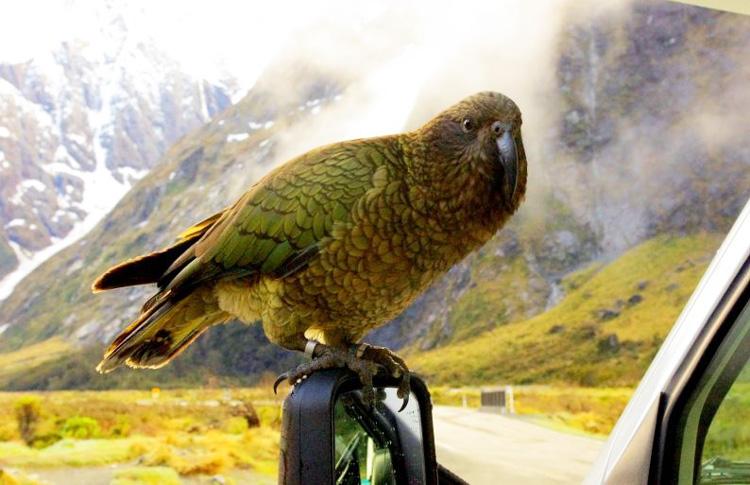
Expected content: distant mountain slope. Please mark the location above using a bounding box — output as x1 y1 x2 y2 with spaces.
0 11 233 298
411 233 722 386
0 1 748 390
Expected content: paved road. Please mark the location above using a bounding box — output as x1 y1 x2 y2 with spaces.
432 406 604 484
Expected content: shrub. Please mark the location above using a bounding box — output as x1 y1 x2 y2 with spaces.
256 405 282 428
30 432 62 449
110 416 132 438
14 396 42 446
175 452 229 476
230 400 260 429
224 417 249 434
0 421 17 441
60 416 101 439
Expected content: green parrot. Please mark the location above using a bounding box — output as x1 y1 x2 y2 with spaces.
93 91 527 401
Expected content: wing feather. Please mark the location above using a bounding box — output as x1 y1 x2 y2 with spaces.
179 141 383 289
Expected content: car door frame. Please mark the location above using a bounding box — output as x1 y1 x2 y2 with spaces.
651 256 750 483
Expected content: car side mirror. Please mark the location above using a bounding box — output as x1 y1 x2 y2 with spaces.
278 368 440 484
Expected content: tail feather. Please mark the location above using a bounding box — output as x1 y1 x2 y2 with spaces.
92 209 227 293
96 288 228 373
92 237 198 293
94 209 232 373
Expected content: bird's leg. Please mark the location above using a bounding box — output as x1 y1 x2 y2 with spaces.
273 339 410 409
274 341 379 403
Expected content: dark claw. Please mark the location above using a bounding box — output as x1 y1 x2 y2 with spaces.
273 372 290 394
398 394 409 412
397 375 411 412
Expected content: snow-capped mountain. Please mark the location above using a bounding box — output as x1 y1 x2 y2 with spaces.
0 12 234 299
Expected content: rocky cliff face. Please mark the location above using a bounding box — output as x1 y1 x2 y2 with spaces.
553 2 750 253
0 1 748 389
0 19 233 298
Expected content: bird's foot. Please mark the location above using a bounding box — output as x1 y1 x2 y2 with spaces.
273 343 379 403
273 342 410 410
356 343 411 406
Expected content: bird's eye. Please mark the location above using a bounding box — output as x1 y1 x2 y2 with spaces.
461 117 475 133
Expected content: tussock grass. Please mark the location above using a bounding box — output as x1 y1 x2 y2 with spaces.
0 437 152 467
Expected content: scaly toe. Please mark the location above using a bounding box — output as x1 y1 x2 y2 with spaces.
355 344 411 410
272 346 346 394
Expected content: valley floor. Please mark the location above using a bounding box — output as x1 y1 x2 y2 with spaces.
0 386 625 485
0 386 622 485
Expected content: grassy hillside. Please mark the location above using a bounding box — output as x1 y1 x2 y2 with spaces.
0 340 72 387
0 324 300 391
411 233 722 387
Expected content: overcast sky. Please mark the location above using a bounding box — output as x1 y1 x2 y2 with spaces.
0 1 392 90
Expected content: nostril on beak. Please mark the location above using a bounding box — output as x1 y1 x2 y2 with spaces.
491 121 505 136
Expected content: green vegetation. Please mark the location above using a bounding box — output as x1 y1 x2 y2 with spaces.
0 438 151 467
447 254 544 344
703 365 750 462
0 326 300 391
0 388 282 480
59 417 100 439
413 233 721 387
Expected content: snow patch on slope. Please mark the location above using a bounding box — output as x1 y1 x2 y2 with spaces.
227 133 249 143
0 53 151 300
0 150 140 301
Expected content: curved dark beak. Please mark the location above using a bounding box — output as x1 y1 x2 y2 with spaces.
497 130 519 200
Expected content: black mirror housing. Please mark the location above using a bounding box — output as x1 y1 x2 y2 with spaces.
278 368 439 485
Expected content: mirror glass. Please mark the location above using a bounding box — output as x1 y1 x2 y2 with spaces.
333 387 425 485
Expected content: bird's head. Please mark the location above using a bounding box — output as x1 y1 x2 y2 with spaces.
413 91 527 215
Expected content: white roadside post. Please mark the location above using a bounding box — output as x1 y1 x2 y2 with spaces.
505 385 515 415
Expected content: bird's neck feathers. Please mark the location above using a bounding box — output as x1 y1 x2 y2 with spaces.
399 131 514 239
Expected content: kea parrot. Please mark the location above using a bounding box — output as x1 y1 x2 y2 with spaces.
93 91 527 403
